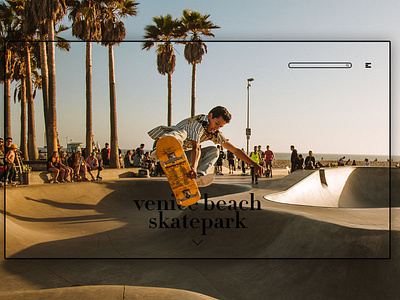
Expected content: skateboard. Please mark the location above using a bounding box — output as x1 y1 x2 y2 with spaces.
0 181 18 188
156 136 200 206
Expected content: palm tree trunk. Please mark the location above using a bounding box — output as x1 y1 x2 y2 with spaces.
4 79 12 139
85 41 93 157
167 72 172 126
108 45 120 168
39 40 50 149
47 20 58 156
26 45 38 160
4 48 12 138
191 63 197 117
20 77 28 161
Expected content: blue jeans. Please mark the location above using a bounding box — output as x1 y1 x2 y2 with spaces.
159 128 219 176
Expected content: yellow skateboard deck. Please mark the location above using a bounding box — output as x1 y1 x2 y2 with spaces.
156 136 201 206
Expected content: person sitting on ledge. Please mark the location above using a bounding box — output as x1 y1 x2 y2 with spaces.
47 151 66 183
85 152 103 180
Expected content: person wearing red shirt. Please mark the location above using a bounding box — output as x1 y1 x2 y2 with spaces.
264 145 274 177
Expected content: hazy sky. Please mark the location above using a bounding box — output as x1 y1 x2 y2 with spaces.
2 0 398 156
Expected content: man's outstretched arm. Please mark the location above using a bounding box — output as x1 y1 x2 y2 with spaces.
186 140 201 179
222 142 264 174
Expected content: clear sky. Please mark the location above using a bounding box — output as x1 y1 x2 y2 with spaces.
2 0 398 157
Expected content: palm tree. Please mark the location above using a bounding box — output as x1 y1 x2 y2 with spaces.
13 48 41 161
100 0 138 168
0 0 21 139
12 52 29 160
30 24 69 154
181 10 219 117
24 0 67 156
68 0 102 157
142 14 184 126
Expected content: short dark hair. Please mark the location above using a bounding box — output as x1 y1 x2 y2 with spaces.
209 106 231 123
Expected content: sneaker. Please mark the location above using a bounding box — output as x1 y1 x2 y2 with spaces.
97 176 102 180
195 174 214 187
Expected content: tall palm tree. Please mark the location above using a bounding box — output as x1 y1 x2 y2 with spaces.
68 0 102 157
30 24 69 153
24 0 67 156
0 0 21 139
142 14 184 126
13 49 41 161
181 10 219 117
100 0 138 168
12 53 28 160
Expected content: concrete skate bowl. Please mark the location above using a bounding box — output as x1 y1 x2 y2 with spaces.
1 175 391 260
265 167 398 208
2 176 400 300
2 179 252 258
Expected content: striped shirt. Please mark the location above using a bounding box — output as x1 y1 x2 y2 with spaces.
148 114 228 150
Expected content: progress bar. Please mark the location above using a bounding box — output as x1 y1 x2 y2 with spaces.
288 62 352 69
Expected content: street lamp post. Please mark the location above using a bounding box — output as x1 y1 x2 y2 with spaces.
246 78 254 155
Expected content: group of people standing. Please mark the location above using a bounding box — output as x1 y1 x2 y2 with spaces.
248 145 275 184
216 144 275 184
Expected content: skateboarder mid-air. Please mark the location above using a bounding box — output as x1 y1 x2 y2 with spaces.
148 106 264 187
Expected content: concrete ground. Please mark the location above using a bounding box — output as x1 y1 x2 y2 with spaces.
1 166 399 299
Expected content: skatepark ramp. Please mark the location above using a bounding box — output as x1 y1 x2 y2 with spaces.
265 167 396 208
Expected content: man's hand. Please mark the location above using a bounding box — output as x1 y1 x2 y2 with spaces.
186 167 197 179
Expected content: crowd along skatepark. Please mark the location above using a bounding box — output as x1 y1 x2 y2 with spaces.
1 166 399 299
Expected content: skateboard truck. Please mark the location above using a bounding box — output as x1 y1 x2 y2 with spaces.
165 153 184 164
181 189 199 201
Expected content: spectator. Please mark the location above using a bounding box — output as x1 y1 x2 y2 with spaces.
124 150 133 168
101 143 111 167
297 154 304 170
0 138 4 156
136 144 145 157
227 150 235 174
338 156 345 166
38 150 46 160
47 151 66 183
85 152 103 180
257 145 264 167
60 151 74 182
290 145 298 172
305 151 316 170
352 160 357 166
240 148 246 176
216 146 225 175
264 145 274 177
133 150 142 167
142 152 153 173
73 151 89 181
365 158 371 166
250 145 261 184
1 144 18 185
4 137 13 155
